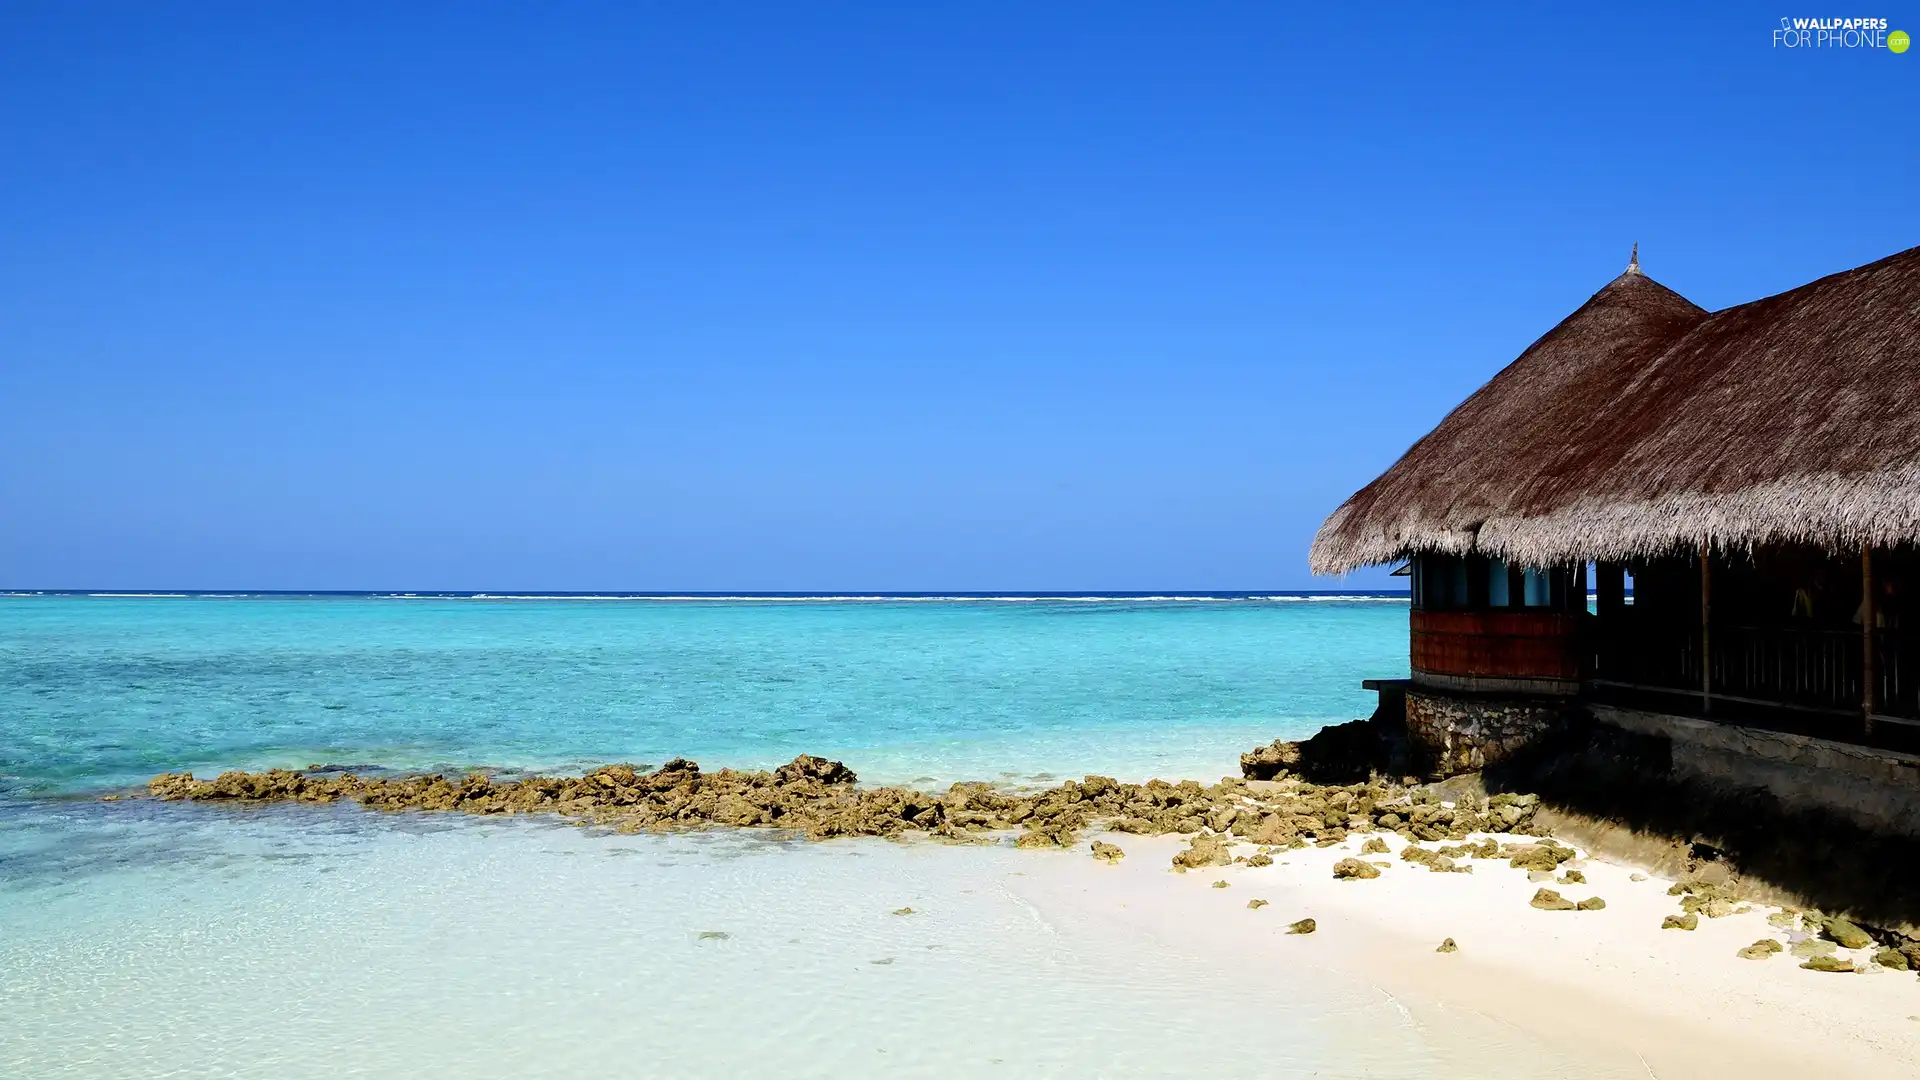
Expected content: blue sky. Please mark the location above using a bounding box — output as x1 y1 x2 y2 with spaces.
2 3 1914 591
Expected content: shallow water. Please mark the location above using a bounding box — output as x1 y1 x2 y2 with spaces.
0 595 1640 1079
0 801 1626 1080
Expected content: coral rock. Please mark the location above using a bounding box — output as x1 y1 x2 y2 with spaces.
1530 888 1577 911
1332 858 1381 880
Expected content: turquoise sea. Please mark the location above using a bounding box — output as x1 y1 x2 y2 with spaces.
0 593 1408 797
3 595 1642 1080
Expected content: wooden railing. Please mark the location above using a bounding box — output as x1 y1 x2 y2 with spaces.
1594 615 1920 722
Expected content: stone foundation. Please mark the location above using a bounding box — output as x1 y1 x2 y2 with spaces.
1404 689 1565 778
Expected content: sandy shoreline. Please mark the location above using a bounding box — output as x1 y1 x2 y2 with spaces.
1011 830 1920 1079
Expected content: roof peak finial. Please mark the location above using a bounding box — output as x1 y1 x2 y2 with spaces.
1626 242 1641 274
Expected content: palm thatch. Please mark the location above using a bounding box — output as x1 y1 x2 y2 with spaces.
1311 245 1920 574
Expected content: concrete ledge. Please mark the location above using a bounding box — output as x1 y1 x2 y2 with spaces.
1589 703 1920 837
1412 670 1581 697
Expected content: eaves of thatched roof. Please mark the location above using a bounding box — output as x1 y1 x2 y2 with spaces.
1310 245 1920 574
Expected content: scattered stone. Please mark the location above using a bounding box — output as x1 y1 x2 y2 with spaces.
1401 845 1465 873
1090 841 1125 863
1874 947 1911 970
1737 939 1784 960
1211 879 1231 889
1506 842 1576 872
1530 888 1577 912
1557 870 1586 885
1801 955 1857 973
1662 914 1698 931
1287 918 1317 935
1172 834 1233 872
1360 836 1390 855
1246 853 1273 867
1823 917 1874 951
1248 899 1269 910
1436 937 1458 953
1333 858 1381 880
1576 896 1606 911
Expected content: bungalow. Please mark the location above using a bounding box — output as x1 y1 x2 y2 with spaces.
1312 245 1920 834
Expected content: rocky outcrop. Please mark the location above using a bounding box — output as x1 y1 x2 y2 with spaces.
149 749 1545 850
1239 716 1399 783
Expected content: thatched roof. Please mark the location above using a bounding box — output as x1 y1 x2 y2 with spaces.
1311 245 1920 574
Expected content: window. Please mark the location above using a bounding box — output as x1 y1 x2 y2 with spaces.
1523 567 1552 608
1488 559 1511 607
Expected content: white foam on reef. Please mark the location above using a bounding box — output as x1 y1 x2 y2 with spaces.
0 808 1624 1079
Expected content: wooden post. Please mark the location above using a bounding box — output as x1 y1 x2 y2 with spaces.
1863 547 1877 738
1700 543 1712 715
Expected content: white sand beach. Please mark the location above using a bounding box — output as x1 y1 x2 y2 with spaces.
1014 829 1920 1079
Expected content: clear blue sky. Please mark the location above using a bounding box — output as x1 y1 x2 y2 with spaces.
2 4 1914 591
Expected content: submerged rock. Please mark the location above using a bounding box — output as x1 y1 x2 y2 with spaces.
1287 918 1317 935
1332 858 1381 880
